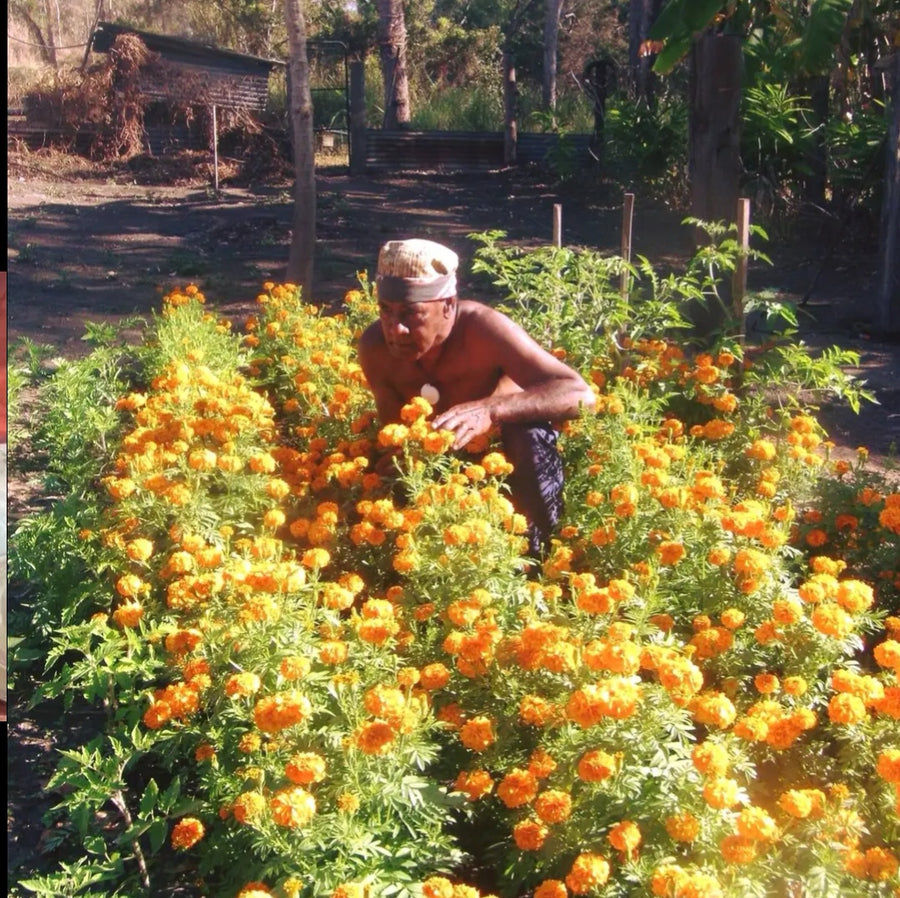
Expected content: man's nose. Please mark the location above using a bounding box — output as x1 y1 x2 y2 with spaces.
388 319 409 336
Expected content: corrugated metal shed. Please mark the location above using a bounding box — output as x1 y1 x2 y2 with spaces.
90 22 282 111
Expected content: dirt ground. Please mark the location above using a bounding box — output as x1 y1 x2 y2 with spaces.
5 147 900 888
8 148 900 474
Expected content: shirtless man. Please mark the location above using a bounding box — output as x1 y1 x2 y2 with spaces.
358 238 596 555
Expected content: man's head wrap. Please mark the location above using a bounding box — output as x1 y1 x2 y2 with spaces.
375 239 458 303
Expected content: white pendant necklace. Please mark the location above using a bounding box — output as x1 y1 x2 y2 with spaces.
420 383 440 406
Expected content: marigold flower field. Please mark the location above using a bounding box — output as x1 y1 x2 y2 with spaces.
9 244 900 898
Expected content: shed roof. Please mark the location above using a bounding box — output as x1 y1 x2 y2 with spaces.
90 22 283 111
91 22 284 74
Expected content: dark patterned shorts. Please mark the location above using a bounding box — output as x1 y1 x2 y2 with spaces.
500 423 564 558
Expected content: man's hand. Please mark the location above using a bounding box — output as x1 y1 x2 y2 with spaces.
432 402 494 450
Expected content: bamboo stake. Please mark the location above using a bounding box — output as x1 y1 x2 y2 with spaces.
619 191 634 298
552 203 562 248
733 197 750 339
212 104 219 193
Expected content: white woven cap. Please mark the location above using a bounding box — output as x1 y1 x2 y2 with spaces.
377 239 459 280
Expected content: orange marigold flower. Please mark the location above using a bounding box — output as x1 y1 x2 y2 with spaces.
666 811 700 842
113 601 144 628
566 853 610 894
577 749 618 782
454 768 494 801
252 691 312 733
513 817 549 850
354 720 396 755
534 881 567 898
171 816 205 850
876 749 900 784
420 662 452 691
608 819 642 855
534 789 572 824
721 834 758 864
496 767 539 808
422 878 454 898
285 752 327 785
270 785 316 828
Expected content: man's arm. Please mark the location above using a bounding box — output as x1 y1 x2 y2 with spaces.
432 306 596 449
357 324 406 423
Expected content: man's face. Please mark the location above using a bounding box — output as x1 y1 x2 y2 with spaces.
378 297 452 360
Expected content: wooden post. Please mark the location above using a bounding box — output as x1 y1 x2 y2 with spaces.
732 197 750 337
552 204 562 247
349 60 366 175
620 191 634 298
212 104 219 192
877 50 900 336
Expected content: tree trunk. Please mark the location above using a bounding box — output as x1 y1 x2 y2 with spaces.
688 31 743 338
375 0 410 130
877 51 900 336
804 75 829 208
628 0 662 103
11 2 57 68
503 48 518 166
284 0 316 298
542 0 564 116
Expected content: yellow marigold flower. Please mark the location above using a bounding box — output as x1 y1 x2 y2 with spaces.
248 452 277 474
835 579 874 613
332 884 365 898
336 792 360 814
302 547 331 569
666 811 700 842
566 853 610 894
828 693 867 725
736 806 779 841
422 878 454 898
270 785 316 828
703 777 741 809
454 768 494 801
238 732 261 754
319 640 349 665
778 789 814 818
690 692 736 729
232 791 267 824
482 452 514 476
692 740 729 777
874 639 900 671
280 655 311 680
125 538 154 563
811 603 855 639
746 438 777 461
171 816 205 850
497 767 539 808
226 672 262 697
459 716 496 752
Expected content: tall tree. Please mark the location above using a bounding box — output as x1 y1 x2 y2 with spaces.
542 0 565 115
375 0 411 128
284 0 316 297
628 0 662 103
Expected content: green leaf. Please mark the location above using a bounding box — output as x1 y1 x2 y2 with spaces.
139 778 159 816
148 818 168 853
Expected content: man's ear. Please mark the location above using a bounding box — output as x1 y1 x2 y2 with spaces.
442 297 456 318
